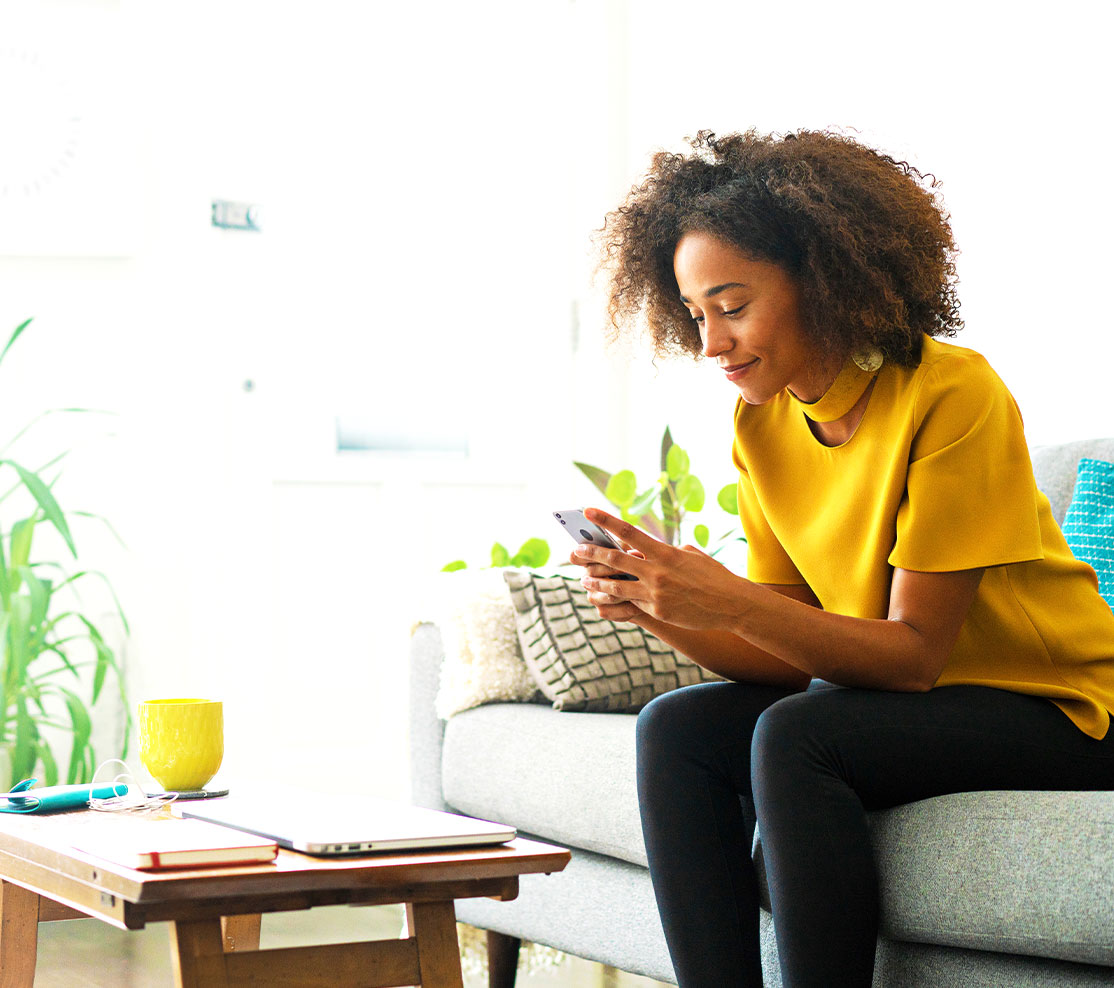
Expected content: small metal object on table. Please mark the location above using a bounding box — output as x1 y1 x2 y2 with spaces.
0 806 569 987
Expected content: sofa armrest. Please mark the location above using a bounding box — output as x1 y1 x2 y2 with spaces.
409 621 451 812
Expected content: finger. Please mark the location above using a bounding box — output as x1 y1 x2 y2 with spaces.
571 542 644 577
593 602 645 624
584 562 628 579
585 589 625 607
568 551 632 578
583 575 648 601
583 507 658 556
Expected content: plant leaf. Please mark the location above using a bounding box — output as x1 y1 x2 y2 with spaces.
70 615 114 703
717 483 740 515
604 470 637 508
441 560 467 572
0 409 112 460
10 517 35 575
18 566 51 630
572 461 613 499
666 444 690 481
490 543 510 568
70 510 128 549
7 596 32 684
676 475 705 512
13 698 38 781
0 523 9 609
628 484 661 518
0 318 32 369
38 643 81 679
38 566 130 636
512 538 550 568
36 737 59 788
694 524 709 548
659 426 674 474
0 460 76 557
57 685 93 784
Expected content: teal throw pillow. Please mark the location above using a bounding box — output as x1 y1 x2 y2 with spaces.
1061 458 1114 608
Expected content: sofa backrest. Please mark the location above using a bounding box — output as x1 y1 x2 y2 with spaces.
1032 438 1114 526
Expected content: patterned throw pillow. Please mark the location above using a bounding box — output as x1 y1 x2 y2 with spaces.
1062 458 1114 608
503 570 722 712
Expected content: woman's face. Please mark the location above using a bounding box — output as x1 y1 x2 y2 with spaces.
673 231 838 405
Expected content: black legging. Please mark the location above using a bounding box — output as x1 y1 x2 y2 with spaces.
636 679 1114 987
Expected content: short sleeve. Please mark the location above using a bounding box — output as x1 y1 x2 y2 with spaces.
888 354 1043 572
732 404 806 585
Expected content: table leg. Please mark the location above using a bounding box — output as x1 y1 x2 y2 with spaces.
170 917 230 987
487 930 521 988
0 881 39 988
406 901 464 988
221 913 262 952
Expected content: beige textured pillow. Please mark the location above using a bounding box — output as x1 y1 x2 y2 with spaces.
503 570 721 712
421 569 542 719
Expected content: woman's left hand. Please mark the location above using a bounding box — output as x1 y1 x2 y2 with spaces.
573 507 749 631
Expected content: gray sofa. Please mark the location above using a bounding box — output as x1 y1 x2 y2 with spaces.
410 437 1114 987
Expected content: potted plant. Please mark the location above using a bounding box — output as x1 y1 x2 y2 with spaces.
0 318 129 790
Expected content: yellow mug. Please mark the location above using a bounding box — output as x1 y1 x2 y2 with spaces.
138 698 224 792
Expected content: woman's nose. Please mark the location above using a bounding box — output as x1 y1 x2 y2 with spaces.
701 316 731 359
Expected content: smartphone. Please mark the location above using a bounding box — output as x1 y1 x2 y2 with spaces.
553 509 638 580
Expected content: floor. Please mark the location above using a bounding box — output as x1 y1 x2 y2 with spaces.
33 905 671 987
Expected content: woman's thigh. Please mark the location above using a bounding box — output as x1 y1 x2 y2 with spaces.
753 682 1114 810
636 680 799 790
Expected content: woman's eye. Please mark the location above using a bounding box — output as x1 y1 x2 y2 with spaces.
724 304 747 317
690 313 705 324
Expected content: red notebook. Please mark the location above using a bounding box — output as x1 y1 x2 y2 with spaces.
71 814 279 870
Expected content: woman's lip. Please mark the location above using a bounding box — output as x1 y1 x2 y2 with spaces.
723 358 759 382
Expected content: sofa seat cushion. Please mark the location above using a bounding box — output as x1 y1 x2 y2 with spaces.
445 703 1114 967
440 702 648 867
754 789 1114 967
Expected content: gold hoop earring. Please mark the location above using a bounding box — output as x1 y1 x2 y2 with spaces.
852 346 883 373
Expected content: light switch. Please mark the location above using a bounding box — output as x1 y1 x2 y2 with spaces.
211 200 261 231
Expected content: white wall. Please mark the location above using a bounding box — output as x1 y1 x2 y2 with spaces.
608 0 1114 478
0 0 607 798
1 0 1111 798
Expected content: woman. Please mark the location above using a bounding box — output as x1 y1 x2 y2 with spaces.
570 129 1114 987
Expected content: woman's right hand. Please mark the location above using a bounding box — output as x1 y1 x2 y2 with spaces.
569 531 645 611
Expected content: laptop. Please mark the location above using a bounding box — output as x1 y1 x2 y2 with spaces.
175 792 516 856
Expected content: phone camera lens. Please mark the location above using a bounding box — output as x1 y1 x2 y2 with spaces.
580 529 595 542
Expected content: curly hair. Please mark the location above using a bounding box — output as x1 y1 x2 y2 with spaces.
597 129 962 366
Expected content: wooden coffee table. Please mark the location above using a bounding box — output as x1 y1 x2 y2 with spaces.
0 807 569 987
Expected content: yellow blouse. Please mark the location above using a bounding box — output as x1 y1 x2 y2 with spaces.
732 336 1114 738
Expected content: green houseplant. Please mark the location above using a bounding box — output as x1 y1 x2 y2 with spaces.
0 318 129 788
574 426 745 556
441 427 745 573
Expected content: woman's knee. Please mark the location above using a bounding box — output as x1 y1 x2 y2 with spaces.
751 691 823 777
637 681 796 771
636 683 721 757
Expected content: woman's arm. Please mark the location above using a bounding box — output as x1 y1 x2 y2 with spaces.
575 509 984 693
629 585 816 690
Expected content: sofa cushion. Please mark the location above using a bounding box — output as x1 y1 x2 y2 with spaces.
445 700 1114 967
753 789 1114 967
503 569 720 712
440 702 648 867
1031 438 1114 525
1061 458 1114 608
